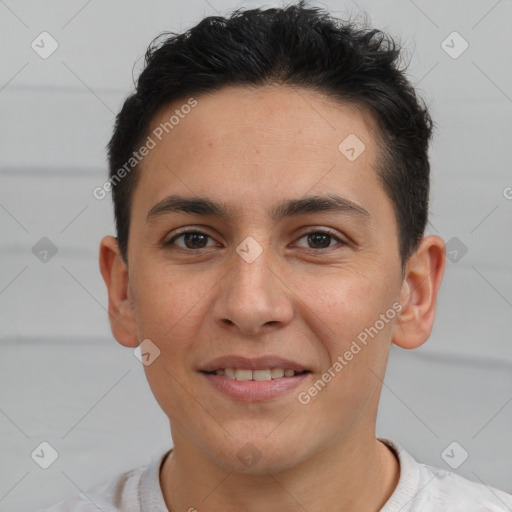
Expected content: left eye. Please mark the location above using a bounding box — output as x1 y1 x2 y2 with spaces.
295 230 344 250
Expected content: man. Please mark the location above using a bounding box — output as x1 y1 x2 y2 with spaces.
40 1 512 510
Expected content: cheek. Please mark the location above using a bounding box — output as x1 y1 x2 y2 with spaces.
134 266 208 422
296 267 385 338
294 272 395 428
133 263 208 336
291 265 398 388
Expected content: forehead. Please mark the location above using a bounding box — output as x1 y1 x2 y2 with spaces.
152 84 379 158
133 84 391 225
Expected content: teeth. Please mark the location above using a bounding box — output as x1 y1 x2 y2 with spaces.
235 369 252 381
216 368 298 380
225 368 236 378
253 369 271 381
270 368 285 378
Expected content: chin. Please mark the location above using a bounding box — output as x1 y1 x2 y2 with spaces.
203 433 311 475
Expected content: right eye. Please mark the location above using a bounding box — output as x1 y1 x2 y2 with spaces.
165 230 219 250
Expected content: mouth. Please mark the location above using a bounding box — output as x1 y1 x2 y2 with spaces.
199 356 312 402
202 368 310 380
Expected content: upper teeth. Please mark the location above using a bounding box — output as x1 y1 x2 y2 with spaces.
215 368 297 380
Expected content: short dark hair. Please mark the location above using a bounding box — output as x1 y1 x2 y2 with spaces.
107 0 434 270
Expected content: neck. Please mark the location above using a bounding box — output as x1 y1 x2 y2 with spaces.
160 430 400 512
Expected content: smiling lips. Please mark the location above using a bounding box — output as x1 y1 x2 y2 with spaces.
200 355 309 373
214 368 301 380
200 356 311 401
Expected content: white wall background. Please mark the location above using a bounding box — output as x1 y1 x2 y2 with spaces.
1 0 511 510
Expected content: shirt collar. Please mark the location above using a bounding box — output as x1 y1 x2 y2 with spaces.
140 439 420 512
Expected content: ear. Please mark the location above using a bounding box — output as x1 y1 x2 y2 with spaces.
99 235 139 348
392 235 446 349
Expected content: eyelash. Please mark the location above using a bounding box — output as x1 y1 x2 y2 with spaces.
164 228 347 252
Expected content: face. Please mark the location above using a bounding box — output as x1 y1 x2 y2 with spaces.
119 85 409 473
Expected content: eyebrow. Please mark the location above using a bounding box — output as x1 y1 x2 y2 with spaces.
146 193 371 224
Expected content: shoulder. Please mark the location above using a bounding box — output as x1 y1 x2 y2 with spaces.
415 461 512 511
379 437 512 512
34 465 146 512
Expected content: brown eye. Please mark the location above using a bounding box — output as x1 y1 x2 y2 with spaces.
295 229 346 250
166 231 216 250
307 232 332 249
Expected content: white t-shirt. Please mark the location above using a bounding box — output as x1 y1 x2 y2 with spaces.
36 437 512 511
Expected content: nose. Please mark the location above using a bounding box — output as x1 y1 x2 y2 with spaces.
211 246 294 337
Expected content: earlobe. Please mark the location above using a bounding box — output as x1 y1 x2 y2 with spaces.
99 236 140 348
392 235 446 350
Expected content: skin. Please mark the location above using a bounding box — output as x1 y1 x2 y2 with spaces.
99 84 446 512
